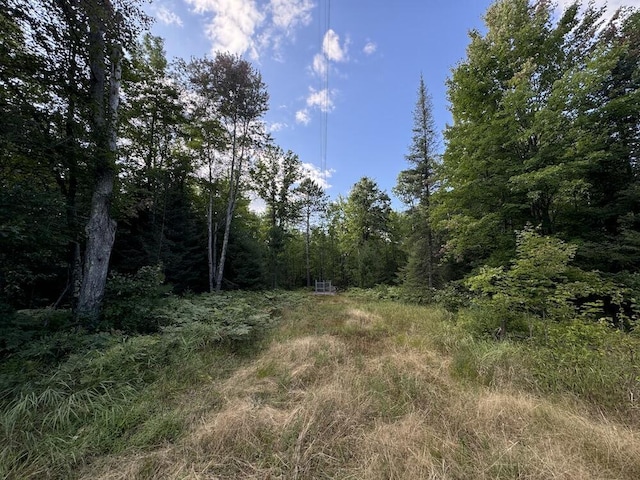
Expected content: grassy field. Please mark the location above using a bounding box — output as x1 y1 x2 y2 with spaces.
4 293 640 479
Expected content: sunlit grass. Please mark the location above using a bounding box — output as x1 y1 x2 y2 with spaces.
4 291 640 479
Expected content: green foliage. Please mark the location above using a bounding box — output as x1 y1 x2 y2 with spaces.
0 290 298 479
526 320 640 407
103 265 172 333
395 74 440 292
431 282 472 312
437 0 640 273
465 227 636 335
332 178 404 288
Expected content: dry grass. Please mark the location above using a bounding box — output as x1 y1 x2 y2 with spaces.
79 297 640 479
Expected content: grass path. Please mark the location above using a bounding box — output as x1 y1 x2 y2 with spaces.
79 295 640 479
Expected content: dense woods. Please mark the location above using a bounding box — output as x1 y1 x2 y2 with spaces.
1 0 640 476
1 0 639 325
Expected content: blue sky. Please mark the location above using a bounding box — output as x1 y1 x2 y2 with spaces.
145 0 638 208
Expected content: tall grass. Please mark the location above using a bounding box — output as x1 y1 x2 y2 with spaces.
0 291 303 479
75 296 640 480
4 291 640 479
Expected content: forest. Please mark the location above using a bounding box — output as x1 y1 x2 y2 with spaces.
1 0 640 478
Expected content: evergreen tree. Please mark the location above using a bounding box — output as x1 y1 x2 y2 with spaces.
394 74 439 293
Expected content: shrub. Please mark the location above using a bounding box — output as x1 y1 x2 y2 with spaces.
103 265 172 333
465 227 638 335
432 281 472 311
523 320 640 414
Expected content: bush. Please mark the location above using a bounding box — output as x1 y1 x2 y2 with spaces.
465 227 638 335
525 320 640 412
432 281 472 311
103 265 172 333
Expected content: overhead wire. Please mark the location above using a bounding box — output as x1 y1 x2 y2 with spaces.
318 0 330 281
320 0 330 184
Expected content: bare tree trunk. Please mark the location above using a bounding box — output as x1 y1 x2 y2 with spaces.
77 171 117 324
213 221 218 282
77 19 121 325
207 161 214 292
215 182 234 292
215 125 244 292
305 210 311 287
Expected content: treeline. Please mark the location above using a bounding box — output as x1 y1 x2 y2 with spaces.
406 0 640 334
0 0 405 321
1 0 640 336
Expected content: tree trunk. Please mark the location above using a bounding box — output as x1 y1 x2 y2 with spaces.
77 18 121 325
207 162 214 292
215 127 238 292
215 123 246 292
215 186 234 292
77 172 117 324
305 210 311 287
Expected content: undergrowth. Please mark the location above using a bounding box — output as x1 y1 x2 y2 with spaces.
4 290 640 479
0 290 305 480
73 295 640 480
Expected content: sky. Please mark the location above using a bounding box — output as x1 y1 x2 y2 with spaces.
145 0 639 209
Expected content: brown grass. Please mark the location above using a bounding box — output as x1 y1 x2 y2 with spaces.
79 297 640 479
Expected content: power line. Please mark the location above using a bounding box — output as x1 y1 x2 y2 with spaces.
319 0 330 281
320 0 330 186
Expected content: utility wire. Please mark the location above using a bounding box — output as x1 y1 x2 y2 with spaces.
318 0 330 281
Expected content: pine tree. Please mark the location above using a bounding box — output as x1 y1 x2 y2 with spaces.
394 74 438 292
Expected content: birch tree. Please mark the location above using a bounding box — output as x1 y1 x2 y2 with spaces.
187 53 268 291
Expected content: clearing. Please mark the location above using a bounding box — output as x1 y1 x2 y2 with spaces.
76 295 640 479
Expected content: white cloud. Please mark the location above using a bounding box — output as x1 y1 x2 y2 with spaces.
312 53 328 76
302 163 333 190
555 0 640 22
322 29 347 62
363 41 376 55
270 0 314 32
306 87 334 112
186 0 315 59
295 109 310 125
156 6 184 26
556 0 639 10
268 121 287 132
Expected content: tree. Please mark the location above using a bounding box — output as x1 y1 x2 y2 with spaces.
343 177 398 287
394 74 439 292
251 144 302 288
0 1 148 322
76 0 149 325
187 53 269 291
436 0 639 275
295 178 327 287
115 34 189 273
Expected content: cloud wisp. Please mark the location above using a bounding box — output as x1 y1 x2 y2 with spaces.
154 4 184 27
295 109 311 125
301 28 349 126
186 0 314 59
322 29 348 62
306 87 334 113
363 41 376 55
301 163 334 190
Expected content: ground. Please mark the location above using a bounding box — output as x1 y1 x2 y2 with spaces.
74 295 640 479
